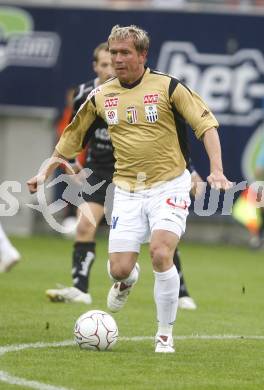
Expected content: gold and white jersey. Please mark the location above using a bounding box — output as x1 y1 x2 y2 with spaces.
56 68 218 190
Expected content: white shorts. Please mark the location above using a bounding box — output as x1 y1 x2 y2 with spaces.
109 170 191 253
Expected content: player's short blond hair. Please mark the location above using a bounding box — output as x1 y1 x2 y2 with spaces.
93 42 109 63
108 25 149 53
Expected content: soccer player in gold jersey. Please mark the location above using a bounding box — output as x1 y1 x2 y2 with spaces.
27 25 232 353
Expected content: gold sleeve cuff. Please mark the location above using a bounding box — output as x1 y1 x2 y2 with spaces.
195 119 219 140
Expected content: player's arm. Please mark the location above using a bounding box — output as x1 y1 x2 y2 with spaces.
202 127 232 190
27 149 68 194
171 82 232 190
27 96 98 193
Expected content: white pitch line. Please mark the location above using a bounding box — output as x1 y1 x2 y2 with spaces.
1 335 263 390
0 371 73 390
1 335 264 358
0 341 75 390
0 340 74 357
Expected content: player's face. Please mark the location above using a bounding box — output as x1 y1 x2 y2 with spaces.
109 38 147 84
93 50 114 84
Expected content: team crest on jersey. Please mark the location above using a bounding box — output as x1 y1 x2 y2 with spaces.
104 97 119 109
87 86 102 100
105 109 119 125
145 105 158 123
126 106 138 124
144 93 159 104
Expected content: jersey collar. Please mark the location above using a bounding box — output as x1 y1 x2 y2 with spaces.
119 67 149 89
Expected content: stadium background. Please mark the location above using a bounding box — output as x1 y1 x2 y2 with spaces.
0 0 264 241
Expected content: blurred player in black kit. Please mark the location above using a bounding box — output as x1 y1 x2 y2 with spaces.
46 42 114 304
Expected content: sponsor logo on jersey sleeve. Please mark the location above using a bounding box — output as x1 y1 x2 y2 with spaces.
87 86 102 100
104 97 119 108
144 93 159 104
104 92 120 97
126 106 138 124
105 109 119 125
201 109 210 117
145 104 158 123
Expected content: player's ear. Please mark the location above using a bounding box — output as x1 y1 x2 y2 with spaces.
139 50 147 65
93 61 97 73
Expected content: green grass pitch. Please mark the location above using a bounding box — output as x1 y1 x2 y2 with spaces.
0 235 264 390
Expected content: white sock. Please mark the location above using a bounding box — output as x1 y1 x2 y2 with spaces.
107 260 140 286
0 223 12 251
153 265 180 337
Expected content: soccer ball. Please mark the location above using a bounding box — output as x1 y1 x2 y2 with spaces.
74 310 118 351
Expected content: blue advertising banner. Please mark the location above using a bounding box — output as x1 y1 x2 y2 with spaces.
0 5 263 182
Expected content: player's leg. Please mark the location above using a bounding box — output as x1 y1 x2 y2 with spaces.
148 170 191 352
106 187 146 312
150 230 179 353
72 176 111 298
46 202 104 304
73 202 105 291
107 251 140 312
173 248 189 296
46 174 109 304
0 222 21 272
173 248 197 310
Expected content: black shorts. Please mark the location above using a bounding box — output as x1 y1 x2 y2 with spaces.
82 173 113 206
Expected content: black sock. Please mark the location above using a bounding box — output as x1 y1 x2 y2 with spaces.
173 248 190 298
72 242 95 293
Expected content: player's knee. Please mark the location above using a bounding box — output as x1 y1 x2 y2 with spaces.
76 219 96 239
109 262 131 280
150 244 170 269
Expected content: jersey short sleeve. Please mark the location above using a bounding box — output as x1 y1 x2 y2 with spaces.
170 82 219 139
56 96 97 159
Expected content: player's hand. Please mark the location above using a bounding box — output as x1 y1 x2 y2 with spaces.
27 174 46 194
207 171 233 190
